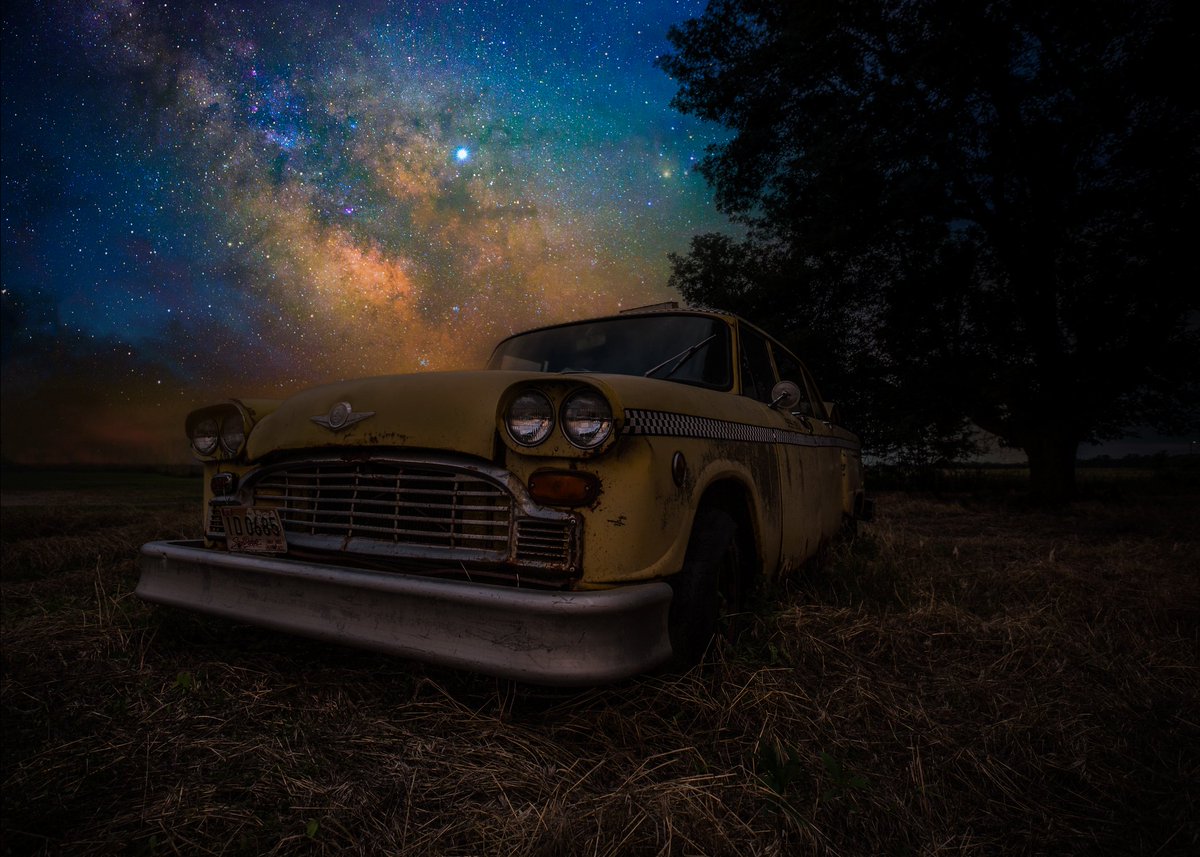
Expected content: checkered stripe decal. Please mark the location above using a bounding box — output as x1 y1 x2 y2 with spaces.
622 409 859 450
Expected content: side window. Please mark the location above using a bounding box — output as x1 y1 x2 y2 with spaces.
770 346 819 417
739 328 777 403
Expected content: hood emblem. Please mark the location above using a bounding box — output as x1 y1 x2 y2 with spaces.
311 401 375 432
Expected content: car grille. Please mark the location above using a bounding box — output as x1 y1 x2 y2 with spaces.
207 458 578 577
256 462 512 551
515 519 577 564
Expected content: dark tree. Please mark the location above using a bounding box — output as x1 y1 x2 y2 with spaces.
658 0 1199 500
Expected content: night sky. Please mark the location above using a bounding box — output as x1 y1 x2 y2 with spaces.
2 0 730 464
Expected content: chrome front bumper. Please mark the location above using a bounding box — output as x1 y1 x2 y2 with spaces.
137 541 674 686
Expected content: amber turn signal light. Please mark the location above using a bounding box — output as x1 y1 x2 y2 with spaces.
528 470 600 506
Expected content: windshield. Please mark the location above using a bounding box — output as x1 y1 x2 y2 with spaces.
487 314 732 390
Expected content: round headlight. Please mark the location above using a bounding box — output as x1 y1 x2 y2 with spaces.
220 412 246 454
506 390 554 446
561 390 613 448
191 417 220 456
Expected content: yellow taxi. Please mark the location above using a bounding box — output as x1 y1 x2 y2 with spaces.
139 304 872 684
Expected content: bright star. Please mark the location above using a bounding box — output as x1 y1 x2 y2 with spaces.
455 147 470 162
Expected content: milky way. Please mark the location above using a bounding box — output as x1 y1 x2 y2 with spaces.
1 0 729 463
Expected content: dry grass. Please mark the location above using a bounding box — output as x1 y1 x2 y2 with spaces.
1 472 1196 856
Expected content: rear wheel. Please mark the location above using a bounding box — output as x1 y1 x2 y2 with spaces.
666 508 748 668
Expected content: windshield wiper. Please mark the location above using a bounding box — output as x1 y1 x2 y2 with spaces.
643 333 718 380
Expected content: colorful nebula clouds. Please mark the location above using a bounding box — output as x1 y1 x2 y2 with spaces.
2 0 729 463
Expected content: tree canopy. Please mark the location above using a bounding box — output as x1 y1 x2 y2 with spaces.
658 0 1199 499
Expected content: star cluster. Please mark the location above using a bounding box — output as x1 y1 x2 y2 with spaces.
1 0 728 463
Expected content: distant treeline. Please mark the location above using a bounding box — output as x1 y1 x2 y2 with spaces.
868 453 1199 494
0 461 203 478
1076 452 1199 468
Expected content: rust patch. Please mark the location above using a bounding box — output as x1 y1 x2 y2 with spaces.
362 432 409 446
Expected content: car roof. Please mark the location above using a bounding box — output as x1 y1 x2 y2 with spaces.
494 303 737 342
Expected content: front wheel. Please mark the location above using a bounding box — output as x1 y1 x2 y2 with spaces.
666 508 747 668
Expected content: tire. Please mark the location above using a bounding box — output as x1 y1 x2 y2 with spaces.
666 508 746 668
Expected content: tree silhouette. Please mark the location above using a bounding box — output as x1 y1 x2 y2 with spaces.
658 0 1199 500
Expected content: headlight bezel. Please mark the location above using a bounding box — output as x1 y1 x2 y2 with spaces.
499 382 620 456
187 403 250 461
190 416 220 457
219 412 247 455
504 389 556 447
559 389 614 449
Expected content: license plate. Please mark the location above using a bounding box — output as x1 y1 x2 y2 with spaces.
219 506 287 553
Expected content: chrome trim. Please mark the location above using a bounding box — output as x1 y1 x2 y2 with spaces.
311 401 375 431
138 540 673 685
209 454 580 576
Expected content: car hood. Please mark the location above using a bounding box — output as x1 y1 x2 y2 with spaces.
244 369 759 462
246 371 535 461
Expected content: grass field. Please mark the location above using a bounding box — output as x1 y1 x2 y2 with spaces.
1 470 1197 855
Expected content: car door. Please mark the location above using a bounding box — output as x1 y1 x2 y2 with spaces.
769 342 844 568
733 324 787 572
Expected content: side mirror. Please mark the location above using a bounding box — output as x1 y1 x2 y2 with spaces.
769 380 802 410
